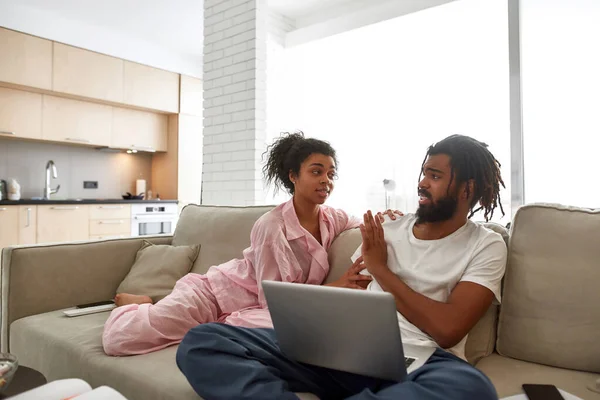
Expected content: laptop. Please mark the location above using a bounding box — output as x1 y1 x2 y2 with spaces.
262 280 436 382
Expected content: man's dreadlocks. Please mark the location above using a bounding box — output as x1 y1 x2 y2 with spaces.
421 134 505 222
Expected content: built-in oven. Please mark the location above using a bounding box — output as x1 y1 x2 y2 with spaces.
130 203 178 237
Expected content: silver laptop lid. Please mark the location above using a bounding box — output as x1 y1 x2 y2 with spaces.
262 280 407 382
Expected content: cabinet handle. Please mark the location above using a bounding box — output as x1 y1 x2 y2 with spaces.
130 145 156 152
0 131 16 136
65 137 91 143
99 206 124 209
98 220 124 224
51 206 79 210
0 207 7 211
26 207 31 227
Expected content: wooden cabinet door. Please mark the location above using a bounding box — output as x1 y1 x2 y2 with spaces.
37 205 89 244
111 107 168 152
0 28 52 90
0 206 19 250
42 95 112 147
18 205 37 245
0 87 43 140
123 61 179 113
52 43 124 103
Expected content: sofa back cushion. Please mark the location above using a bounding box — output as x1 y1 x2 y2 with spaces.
325 222 508 365
497 204 600 373
172 204 274 274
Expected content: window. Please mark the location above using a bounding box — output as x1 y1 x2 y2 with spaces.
266 0 511 223
521 0 600 208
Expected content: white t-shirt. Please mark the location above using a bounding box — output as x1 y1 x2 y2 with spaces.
351 213 507 360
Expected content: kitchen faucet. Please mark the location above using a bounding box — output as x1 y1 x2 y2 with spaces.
44 160 60 200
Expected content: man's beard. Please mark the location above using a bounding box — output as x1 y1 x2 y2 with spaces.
416 190 459 223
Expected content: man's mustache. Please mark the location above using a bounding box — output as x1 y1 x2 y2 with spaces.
418 189 432 199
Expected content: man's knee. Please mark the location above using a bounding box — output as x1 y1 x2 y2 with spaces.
447 363 497 399
177 323 226 370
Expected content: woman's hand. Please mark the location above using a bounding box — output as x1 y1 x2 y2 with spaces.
325 256 372 290
376 209 404 223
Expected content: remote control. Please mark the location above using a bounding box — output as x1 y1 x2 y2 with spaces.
63 303 116 317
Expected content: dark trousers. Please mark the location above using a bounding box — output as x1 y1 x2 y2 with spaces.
177 323 498 400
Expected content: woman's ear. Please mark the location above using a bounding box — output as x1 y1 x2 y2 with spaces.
289 171 297 184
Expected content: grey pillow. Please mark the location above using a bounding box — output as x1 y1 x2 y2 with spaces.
117 240 200 302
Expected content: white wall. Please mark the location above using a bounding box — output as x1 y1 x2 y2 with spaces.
0 1 203 77
202 0 268 206
0 138 152 199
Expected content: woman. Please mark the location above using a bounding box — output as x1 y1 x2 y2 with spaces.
103 133 383 356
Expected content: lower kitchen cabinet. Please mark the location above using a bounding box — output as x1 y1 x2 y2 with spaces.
37 205 90 244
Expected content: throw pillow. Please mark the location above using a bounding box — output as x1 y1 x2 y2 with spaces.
117 240 200 302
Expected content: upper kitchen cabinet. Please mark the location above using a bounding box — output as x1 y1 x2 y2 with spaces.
123 61 179 113
0 28 52 90
180 75 202 117
53 43 124 103
42 95 112 147
112 107 168 152
0 87 43 140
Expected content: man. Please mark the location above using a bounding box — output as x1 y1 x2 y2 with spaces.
176 134 507 400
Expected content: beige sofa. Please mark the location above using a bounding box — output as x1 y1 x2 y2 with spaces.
1 203 599 400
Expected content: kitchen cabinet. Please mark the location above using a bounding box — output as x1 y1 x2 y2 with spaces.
123 61 179 113
52 43 124 103
0 28 52 90
111 107 168 152
37 205 89 244
0 87 43 140
42 95 112 147
18 205 37 245
89 204 131 239
0 206 19 250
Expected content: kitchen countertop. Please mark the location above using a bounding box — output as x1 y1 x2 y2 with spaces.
0 199 178 205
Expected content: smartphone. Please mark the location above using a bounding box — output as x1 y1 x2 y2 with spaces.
76 300 114 309
522 384 565 400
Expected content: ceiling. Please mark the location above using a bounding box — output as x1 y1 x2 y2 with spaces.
0 0 457 76
4 0 204 58
269 0 362 20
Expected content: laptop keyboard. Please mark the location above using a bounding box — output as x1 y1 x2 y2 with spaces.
405 357 416 369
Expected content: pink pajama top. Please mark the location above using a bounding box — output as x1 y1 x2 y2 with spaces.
102 199 360 355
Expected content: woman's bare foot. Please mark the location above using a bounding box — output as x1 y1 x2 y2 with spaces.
114 293 153 307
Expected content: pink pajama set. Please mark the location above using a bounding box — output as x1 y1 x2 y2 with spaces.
102 199 360 356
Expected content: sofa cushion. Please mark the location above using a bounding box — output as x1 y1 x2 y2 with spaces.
497 204 600 373
324 224 508 365
10 310 199 400
172 205 274 274
10 311 326 400
117 241 200 302
477 353 600 399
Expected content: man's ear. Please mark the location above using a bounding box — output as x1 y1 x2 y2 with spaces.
464 180 475 200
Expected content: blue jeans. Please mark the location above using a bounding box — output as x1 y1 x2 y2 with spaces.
176 323 498 400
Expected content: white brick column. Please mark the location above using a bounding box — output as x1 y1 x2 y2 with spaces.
202 0 268 206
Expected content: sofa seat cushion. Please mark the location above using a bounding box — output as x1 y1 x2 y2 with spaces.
477 353 600 399
10 310 321 400
10 310 200 400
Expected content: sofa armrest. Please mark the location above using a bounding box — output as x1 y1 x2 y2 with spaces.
0 235 172 352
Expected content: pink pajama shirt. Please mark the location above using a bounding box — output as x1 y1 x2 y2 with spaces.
103 200 360 356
